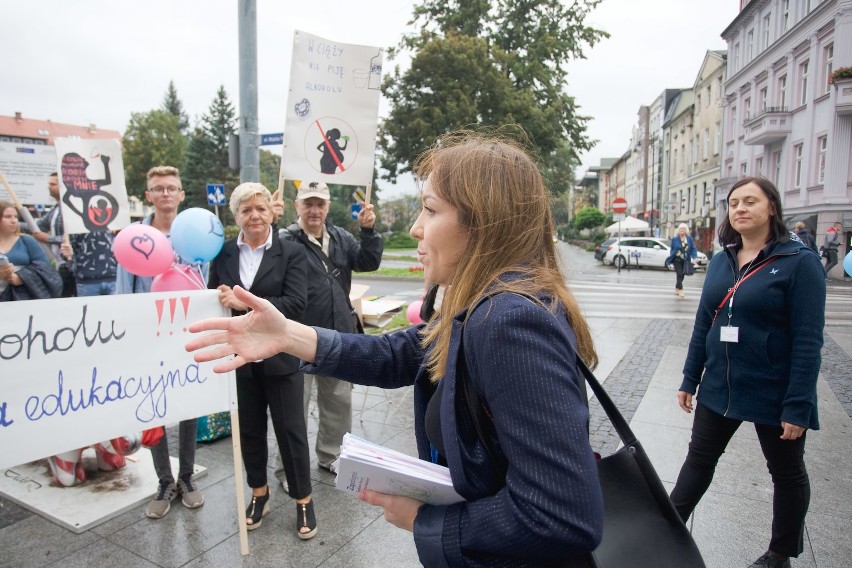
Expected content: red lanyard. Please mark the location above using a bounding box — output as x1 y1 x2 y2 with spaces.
711 257 776 326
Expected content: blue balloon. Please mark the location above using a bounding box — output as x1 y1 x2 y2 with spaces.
844 251 852 277
170 208 225 264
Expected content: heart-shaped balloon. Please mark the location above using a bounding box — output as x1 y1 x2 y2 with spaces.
113 224 174 277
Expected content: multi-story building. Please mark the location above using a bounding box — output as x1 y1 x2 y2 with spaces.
663 52 727 250
0 112 120 145
717 0 851 275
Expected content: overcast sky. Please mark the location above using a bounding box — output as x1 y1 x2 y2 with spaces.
2 0 735 198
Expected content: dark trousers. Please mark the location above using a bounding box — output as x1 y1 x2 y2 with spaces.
670 403 810 557
673 258 686 290
239 364 312 499
824 248 839 275
58 264 76 297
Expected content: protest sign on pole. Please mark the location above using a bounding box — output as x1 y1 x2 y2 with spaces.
0 290 232 470
0 142 57 206
54 137 130 234
280 30 383 187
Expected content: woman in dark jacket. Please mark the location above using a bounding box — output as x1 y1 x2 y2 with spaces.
665 222 698 298
188 133 604 567
670 177 825 568
208 183 317 538
0 200 61 301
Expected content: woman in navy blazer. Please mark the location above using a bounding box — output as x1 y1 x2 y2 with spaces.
207 183 317 538
188 133 604 566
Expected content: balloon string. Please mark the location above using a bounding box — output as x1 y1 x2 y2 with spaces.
184 265 206 290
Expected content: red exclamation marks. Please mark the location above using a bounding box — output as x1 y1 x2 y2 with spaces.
168 298 177 335
155 299 165 337
180 296 190 332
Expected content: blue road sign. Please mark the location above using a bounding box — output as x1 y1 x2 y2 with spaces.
260 132 284 146
207 184 226 206
350 203 362 220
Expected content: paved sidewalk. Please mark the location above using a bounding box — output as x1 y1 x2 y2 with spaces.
1 318 850 567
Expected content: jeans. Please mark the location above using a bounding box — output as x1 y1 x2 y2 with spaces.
76 279 116 296
670 403 810 557
150 419 198 485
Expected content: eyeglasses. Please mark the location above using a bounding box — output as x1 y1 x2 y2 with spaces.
148 185 183 195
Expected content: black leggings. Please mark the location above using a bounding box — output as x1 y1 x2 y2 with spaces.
670 403 810 557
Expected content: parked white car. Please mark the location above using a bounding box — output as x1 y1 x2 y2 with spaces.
600 237 708 270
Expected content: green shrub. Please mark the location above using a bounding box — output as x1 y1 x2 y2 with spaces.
384 233 418 249
224 225 240 240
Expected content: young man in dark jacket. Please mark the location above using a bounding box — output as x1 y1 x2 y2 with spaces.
279 181 383 471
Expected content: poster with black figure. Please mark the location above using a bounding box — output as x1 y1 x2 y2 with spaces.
281 30 382 187
54 137 130 234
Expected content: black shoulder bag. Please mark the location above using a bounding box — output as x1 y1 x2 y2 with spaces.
284 226 364 333
460 318 705 568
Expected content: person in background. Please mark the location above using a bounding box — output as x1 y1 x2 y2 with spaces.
822 221 843 277
209 182 317 538
0 200 62 301
31 172 75 297
186 132 604 567
670 177 825 568
793 221 817 253
664 223 698 298
115 166 204 519
60 229 117 296
278 181 383 474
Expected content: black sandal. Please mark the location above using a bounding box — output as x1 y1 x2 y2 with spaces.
296 499 317 540
245 487 270 531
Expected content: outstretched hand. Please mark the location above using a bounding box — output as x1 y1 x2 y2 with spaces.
185 285 290 373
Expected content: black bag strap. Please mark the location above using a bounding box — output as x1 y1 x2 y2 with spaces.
458 293 638 476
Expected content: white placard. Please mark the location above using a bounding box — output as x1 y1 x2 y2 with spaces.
0 142 57 206
54 137 130 234
0 290 232 469
281 30 383 187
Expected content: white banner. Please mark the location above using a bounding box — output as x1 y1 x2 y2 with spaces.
54 137 130 234
281 30 383 187
0 142 57 206
0 290 233 469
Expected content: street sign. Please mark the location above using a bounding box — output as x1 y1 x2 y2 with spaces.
350 203 362 219
207 184 226 206
352 189 365 202
260 133 284 146
612 198 628 213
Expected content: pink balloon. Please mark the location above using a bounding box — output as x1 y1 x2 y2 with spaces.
407 300 424 325
151 264 206 292
113 224 174 277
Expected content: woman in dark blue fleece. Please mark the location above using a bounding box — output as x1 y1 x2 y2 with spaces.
670 177 825 568
186 132 604 567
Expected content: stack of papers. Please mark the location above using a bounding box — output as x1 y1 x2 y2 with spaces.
333 433 464 506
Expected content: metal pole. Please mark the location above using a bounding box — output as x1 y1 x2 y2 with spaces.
238 0 259 183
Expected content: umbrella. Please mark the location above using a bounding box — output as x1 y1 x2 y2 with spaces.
605 215 650 234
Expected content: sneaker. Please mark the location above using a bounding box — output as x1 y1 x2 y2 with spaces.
146 481 178 519
748 551 791 568
177 476 204 509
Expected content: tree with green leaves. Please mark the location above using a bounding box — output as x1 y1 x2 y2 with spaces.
162 80 189 134
181 86 239 217
122 109 187 199
259 149 281 191
571 206 605 230
380 0 606 194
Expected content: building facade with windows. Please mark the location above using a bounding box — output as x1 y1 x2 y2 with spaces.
663 52 727 249
717 0 851 273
